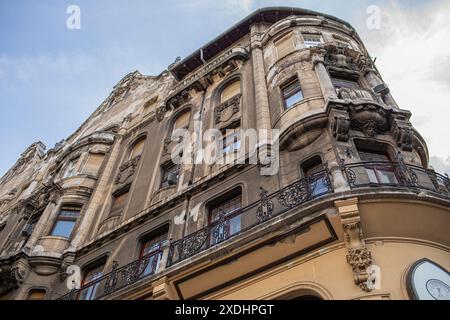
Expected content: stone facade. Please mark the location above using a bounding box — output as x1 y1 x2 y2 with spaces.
0 7 449 300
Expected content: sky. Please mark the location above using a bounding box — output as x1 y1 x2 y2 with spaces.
0 0 449 176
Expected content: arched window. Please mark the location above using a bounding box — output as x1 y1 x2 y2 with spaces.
129 138 146 160
172 111 191 133
220 80 241 103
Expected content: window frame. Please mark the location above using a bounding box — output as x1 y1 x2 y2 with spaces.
50 206 81 239
160 162 180 188
78 263 105 301
274 31 295 59
302 33 323 48
281 77 304 110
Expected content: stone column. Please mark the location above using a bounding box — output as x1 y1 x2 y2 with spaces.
250 24 271 132
24 201 59 251
313 52 338 101
365 70 398 108
70 125 127 248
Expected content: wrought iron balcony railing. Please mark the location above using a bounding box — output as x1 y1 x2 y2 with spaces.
340 159 450 196
167 169 333 266
58 249 162 300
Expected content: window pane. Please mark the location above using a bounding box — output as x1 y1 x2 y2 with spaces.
161 164 180 188
365 168 378 184
51 220 76 238
173 112 190 132
331 76 359 90
83 154 104 175
358 150 390 162
221 81 241 102
63 159 78 178
130 139 145 159
210 194 242 221
378 169 398 184
110 191 129 217
275 33 294 58
285 91 303 109
303 34 322 48
80 265 104 300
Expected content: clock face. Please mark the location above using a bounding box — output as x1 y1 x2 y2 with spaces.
408 259 450 300
426 279 450 300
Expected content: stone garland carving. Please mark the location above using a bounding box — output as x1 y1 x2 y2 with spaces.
256 188 274 223
215 94 241 124
115 155 141 185
320 44 374 75
335 198 374 292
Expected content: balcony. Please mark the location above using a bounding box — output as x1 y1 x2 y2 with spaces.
340 159 450 196
56 160 449 299
58 249 162 300
57 170 333 300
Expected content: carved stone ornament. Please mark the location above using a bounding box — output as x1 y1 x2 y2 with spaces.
348 103 389 137
321 44 374 75
215 94 241 124
335 198 374 292
115 155 141 185
0 141 46 184
332 115 350 142
0 260 27 295
101 71 145 112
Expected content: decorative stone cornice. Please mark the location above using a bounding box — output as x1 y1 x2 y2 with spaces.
157 47 249 121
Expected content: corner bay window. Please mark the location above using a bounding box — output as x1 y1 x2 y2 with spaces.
50 206 80 238
282 78 303 109
358 149 398 185
79 264 104 300
209 191 242 245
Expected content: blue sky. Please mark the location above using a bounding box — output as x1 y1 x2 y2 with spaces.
1 0 449 176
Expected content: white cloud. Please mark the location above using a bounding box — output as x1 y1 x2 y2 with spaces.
430 156 450 176
359 0 450 166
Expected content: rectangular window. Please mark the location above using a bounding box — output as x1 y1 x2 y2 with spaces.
303 34 322 48
109 190 129 217
63 159 78 179
83 154 104 175
140 231 167 276
51 208 80 238
275 33 295 59
331 75 360 90
282 78 303 109
79 264 104 300
301 157 328 197
223 127 241 155
209 193 242 244
357 149 398 185
161 163 180 188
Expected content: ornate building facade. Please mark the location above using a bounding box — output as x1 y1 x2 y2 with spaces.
0 7 449 300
